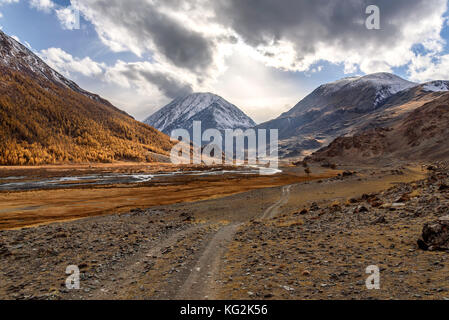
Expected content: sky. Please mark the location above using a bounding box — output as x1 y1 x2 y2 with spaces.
1 0 449 124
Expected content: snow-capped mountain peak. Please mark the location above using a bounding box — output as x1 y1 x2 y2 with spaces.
282 72 417 119
322 72 417 106
144 93 256 134
0 30 107 104
352 73 417 105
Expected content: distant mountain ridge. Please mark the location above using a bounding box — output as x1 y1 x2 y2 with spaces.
309 92 449 162
144 93 256 135
0 30 173 165
3 27 448 165
257 73 449 158
281 73 417 119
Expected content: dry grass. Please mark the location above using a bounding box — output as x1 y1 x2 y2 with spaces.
0 172 322 230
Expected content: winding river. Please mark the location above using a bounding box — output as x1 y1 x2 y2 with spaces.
0 166 282 192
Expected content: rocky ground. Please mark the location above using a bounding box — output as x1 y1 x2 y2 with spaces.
219 163 449 300
0 180 287 300
0 163 447 300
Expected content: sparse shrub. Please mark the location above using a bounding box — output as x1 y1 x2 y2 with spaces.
304 167 311 176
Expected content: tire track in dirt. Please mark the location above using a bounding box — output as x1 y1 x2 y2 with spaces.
175 223 242 300
174 185 294 300
87 185 294 299
260 185 292 220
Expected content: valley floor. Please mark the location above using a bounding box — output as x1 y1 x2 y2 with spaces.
0 163 328 230
1 162 448 300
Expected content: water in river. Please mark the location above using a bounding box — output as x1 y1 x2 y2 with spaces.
0 166 282 191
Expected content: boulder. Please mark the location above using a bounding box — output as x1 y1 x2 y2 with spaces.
418 216 449 251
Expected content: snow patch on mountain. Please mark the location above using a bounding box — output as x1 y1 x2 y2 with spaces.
0 30 105 103
144 93 256 134
319 77 360 95
422 81 449 92
321 73 416 104
342 73 417 106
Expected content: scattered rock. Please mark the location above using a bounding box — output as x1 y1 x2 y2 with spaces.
281 285 295 292
419 216 449 251
371 216 387 225
331 204 342 213
370 201 384 208
396 193 411 203
342 171 355 177
0 243 11 257
354 206 369 214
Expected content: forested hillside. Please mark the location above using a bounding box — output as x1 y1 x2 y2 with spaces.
0 68 173 165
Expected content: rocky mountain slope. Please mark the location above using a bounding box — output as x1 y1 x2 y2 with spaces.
0 30 116 108
144 92 256 136
258 73 448 158
0 30 173 165
309 92 449 163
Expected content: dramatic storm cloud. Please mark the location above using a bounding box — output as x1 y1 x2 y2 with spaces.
113 62 194 99
75 0 215 72
70 0 447 97
213 0 446 73
4 0 448 120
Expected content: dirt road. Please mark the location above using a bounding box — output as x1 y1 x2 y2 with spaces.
261 185 292 220
0 164 428 300
175 223 242 300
